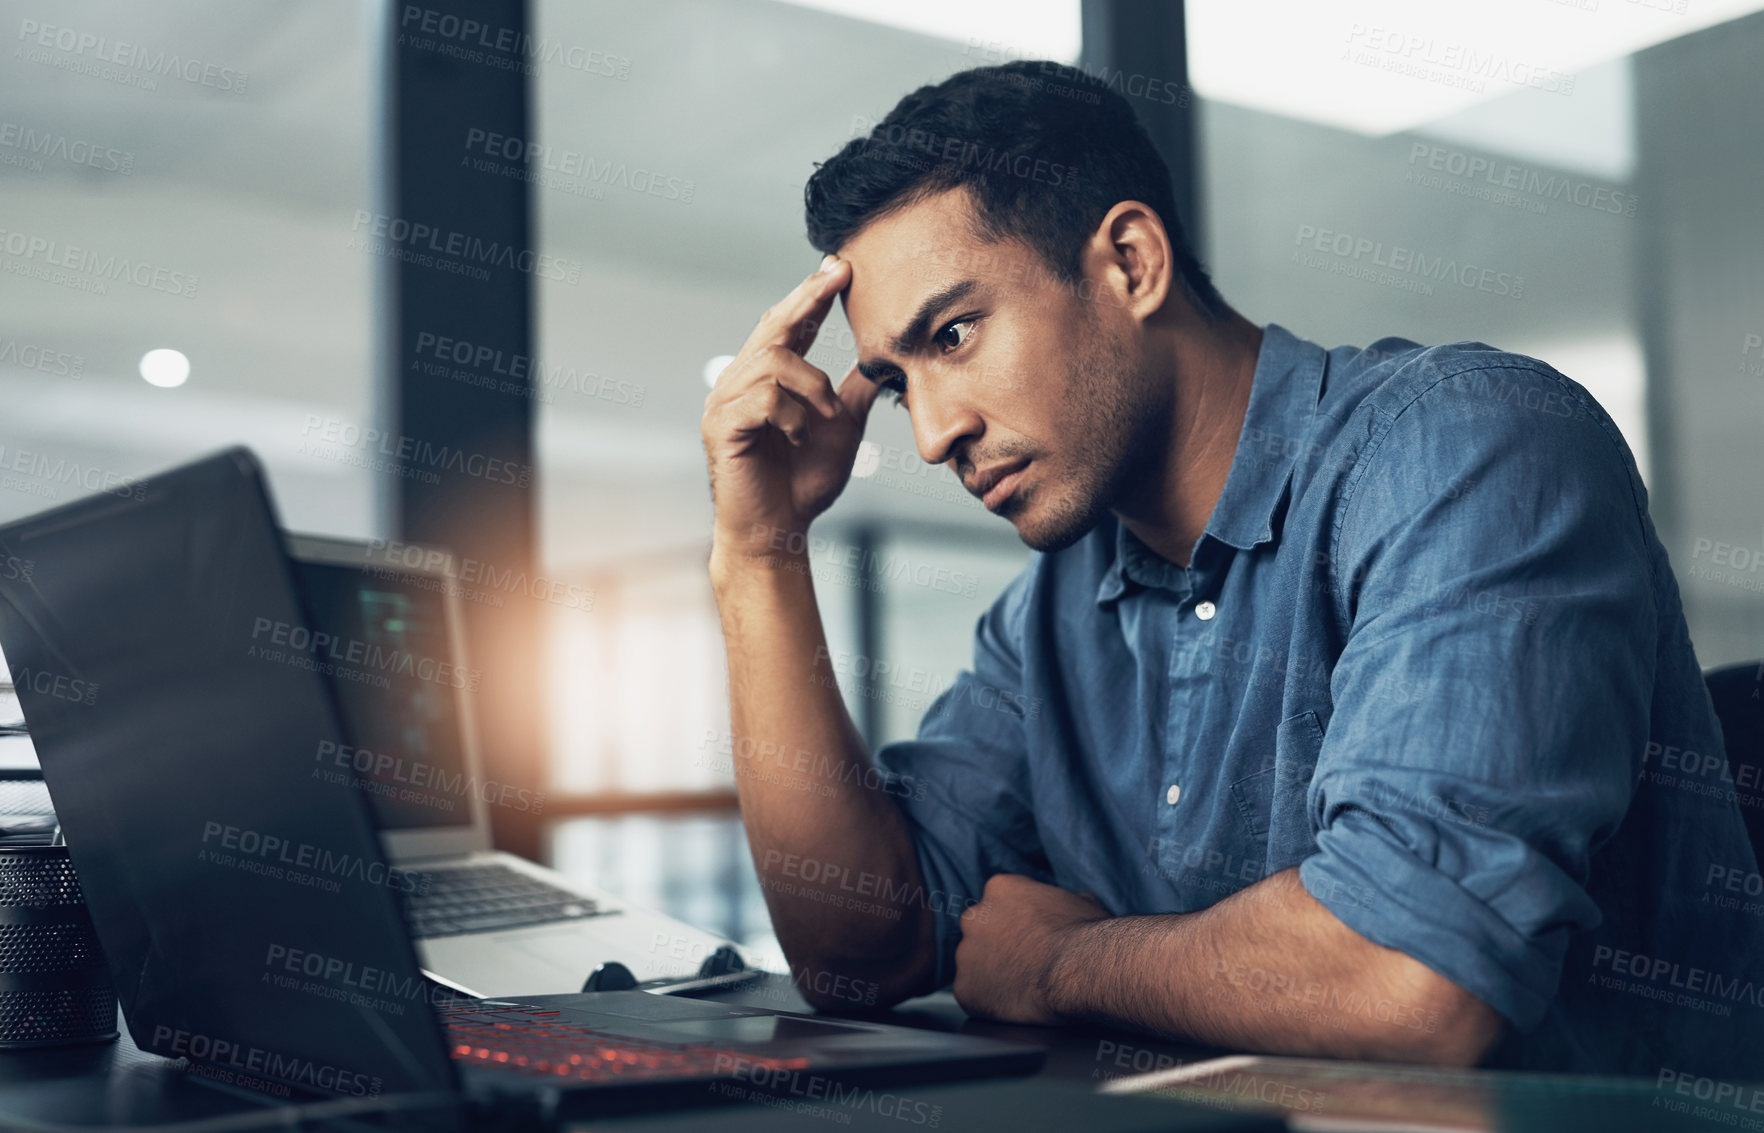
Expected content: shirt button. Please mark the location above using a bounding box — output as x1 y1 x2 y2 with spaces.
1194 600 1216 621
1165 784 1182 806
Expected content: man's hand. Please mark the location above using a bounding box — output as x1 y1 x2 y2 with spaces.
701 255 883 567
952 874 1109 1025
952 868 1504 1065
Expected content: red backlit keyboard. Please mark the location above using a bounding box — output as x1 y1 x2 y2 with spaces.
438 1004 811 1085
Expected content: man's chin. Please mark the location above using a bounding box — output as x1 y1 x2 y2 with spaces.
1004 493 1104 554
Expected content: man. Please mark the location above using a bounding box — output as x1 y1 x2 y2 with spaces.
700 61 1760 1074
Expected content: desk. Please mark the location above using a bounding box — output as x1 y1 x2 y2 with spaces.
0 976 1741 1131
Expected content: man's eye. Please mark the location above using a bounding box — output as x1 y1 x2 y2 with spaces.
934 317 978 355
880 375 907 406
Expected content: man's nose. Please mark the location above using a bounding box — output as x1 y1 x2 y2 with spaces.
910 381 982 467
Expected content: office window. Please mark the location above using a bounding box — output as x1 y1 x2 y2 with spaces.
530 0 1062 799
0 1 380 537
1189 3 1764 664
525 0 1061 936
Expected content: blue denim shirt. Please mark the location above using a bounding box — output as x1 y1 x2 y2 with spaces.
873 323 1762 1076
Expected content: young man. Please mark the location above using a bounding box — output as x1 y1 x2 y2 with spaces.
700 61 1759 1074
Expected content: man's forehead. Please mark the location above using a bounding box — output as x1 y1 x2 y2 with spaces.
838 200 1031 352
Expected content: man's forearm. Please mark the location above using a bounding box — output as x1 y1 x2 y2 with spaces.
713 546 936 1007
1041 869 1503 1065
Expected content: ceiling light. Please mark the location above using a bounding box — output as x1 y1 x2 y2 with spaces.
702 355 736 388
773 0 1080 62
1186 0 1764 136
138 348 190 388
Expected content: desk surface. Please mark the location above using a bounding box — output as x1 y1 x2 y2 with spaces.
0 976 1743 1132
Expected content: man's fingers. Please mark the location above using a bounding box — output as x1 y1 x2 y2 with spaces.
730 347 841 417
740 255 852 359
717 384 813 448
835 361 883 426
707 349 841 423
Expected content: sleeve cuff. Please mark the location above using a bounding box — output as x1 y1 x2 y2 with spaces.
868 771 988 991
1299 813 1569 1030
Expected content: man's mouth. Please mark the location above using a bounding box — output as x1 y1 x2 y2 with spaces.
966 459 1030 513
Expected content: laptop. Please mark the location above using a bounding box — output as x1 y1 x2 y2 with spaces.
283 532 739 998
0 447 1046 1122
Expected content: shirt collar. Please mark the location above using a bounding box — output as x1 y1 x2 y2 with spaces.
1095 323 1326 606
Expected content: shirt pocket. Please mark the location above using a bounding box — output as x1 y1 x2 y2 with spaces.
1230 767 1276 838
1231 710 1326 839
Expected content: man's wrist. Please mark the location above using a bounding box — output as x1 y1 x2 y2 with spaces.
709 536 806 593
1040 918 1102 1023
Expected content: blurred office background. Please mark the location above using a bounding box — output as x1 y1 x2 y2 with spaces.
2 0 1760 956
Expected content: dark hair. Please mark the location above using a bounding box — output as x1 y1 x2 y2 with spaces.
804 60 1226 320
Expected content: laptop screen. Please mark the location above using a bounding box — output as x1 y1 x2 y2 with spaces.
291 560 477 833
0 449 460 1104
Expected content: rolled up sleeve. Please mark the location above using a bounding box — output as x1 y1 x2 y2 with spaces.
871 572 1046 988
1300 363 1656 1030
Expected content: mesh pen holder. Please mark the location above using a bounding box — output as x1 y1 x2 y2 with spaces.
0 840 119 1047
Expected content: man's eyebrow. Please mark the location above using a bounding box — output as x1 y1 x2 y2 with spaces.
890 279 981 355
855 279 982 383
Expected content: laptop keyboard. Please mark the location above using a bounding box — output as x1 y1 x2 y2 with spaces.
439 1003 811 1084
401 862 607 938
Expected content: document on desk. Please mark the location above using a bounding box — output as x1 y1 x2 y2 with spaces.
1098 1054 1499 1132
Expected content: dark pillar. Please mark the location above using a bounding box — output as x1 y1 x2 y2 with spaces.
381 0 544 860
1080 0 1200 258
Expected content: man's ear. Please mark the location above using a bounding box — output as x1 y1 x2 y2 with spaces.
1082 201 1173 324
